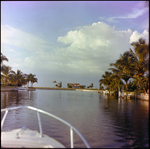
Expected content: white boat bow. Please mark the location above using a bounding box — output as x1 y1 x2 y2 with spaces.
1 106 90 148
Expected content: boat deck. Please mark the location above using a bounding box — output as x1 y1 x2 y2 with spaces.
1 106 90 148
2 128 65 148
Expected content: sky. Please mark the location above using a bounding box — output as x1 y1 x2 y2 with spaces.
1 1 149 88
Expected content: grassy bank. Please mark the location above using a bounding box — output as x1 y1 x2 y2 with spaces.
33 87 99 90
32 87 76 90
1 85 98 90
85 88 98 90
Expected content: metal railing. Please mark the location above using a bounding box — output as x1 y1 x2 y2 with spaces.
1 106 90 148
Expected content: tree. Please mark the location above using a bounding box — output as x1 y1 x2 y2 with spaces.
87 83 93 89
99 84 104 90
1 66 15 86
56 82 62 88
131 38 149 63
130 38 149 92
1 53 8 64
0 53 38 88
9 70 27 87
99 71 112 90
1 53 9 72
128 80 137 91
80 85 86 89
9 73 19 87
24 73 38 87
67 83 72 88
109 50 136 90
25 74 31 87
99 38 149 93
140 73 149 93
31 77 38 87
90 83 93 88
53 81 57 87
29 74 38 87
107 74 124 91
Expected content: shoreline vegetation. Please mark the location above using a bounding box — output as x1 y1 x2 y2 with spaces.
1 86 149 100
1 86 98 91
0 85 142 93
99 38 149 97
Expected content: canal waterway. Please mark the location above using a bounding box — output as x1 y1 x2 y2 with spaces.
1 89 149 148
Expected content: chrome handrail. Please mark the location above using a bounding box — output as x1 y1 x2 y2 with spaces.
1 106 90 148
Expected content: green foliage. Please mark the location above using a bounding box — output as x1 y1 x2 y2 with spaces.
99 71 112 88
1 53 38 87
99 85 104 90
56 82 62 88
128 80 137 91
67 83 72 88
80 85 86 89
99 38 149 93
87 83 94 89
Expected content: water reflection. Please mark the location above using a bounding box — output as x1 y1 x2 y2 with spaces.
1 90 149 148
99 94 149 148
1 91 37 109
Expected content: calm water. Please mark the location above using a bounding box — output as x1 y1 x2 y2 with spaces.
1 89 149 148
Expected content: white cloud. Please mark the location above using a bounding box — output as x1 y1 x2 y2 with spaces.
107 8 148 22
130 30 149 43
121 8 147 19
57 22 133 72
1 25 51 52
1 22 149 87
14 21 147 76
56 22 149 79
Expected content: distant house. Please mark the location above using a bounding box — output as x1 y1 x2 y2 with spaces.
68 83 80 89
67 83 86 89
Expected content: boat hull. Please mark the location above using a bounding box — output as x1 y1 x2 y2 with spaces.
1 128 65 148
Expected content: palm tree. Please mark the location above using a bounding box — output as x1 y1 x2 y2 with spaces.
9 73 18 87
90 83 93 88
1 53 8 64
1 53 8 72
141 73 149 93
1 66 15 86
31 78 38 87
99 84 104 90
130 38 149 92
99 71 112 90
109 65 130 91
16 70 25 86
108 74 124 91
25 73 33 87
29 74 38 87
109 50 136 90
9 70 26 87
23 74 30 87
131 38 149 63
53 81 57 87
